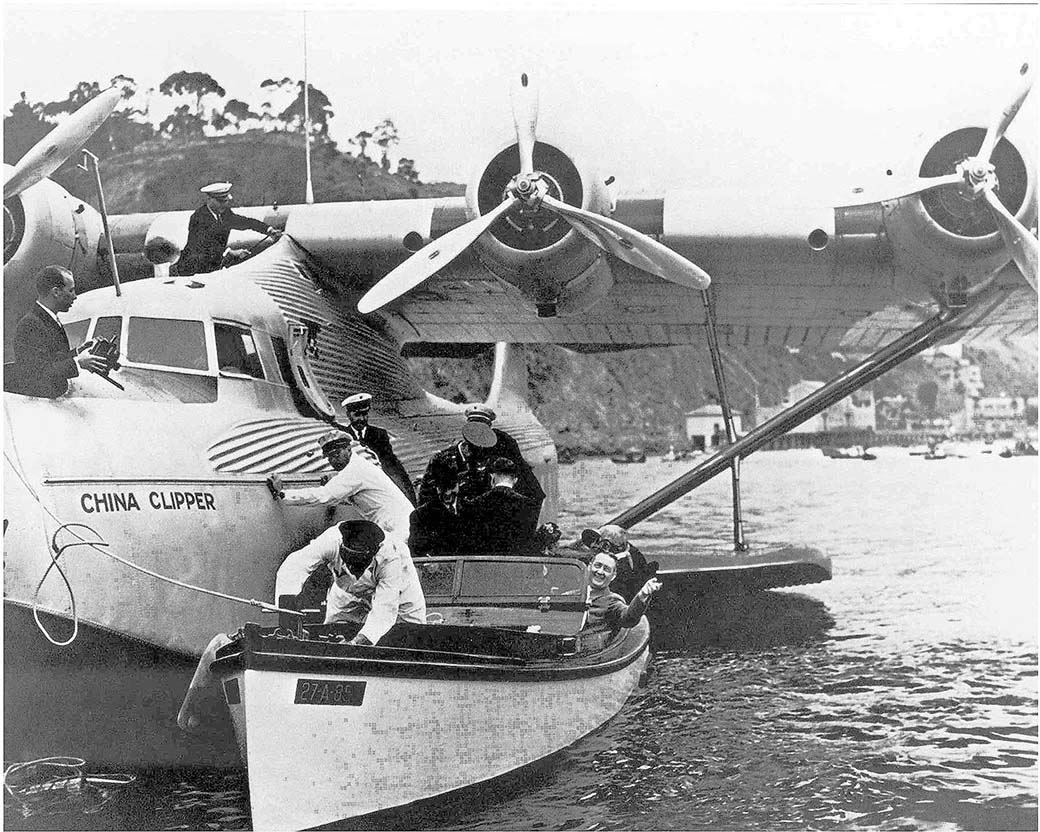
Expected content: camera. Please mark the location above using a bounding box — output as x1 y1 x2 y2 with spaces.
87 336 124 389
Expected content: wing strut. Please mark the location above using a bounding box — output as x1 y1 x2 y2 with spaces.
608 303 977 532
700 286 748 552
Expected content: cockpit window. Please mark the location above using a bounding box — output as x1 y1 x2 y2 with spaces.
62 320 90 351
126 317 207 371
93 316 122 348
214 323 264 379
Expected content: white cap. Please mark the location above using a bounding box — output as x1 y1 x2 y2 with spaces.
342 393 373 411
200 182 233 197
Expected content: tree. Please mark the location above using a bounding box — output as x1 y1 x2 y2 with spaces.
916 380 939 415
279 82 335 139
372 118 399 171
348 129 373 160
4 92 49 164
41 81 102 120
396 157 420 183
158 104 206 139
223 99 260 132
259 77 297 131
159 71 226 118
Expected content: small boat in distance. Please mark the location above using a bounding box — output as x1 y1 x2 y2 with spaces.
821 445 875 460
999 439 1038 458
210 556 650 831
611 446 647 464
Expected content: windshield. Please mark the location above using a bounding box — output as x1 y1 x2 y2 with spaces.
126 317 207 371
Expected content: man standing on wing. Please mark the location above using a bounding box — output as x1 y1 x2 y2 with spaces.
173 181 281 276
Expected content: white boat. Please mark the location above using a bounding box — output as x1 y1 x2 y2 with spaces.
210 556 650 831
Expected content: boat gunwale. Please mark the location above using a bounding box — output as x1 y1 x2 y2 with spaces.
211 619 650 683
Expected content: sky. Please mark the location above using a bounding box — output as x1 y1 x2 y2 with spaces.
2 2 1037 194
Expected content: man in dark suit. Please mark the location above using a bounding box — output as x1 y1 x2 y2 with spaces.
339 392 417 505
580 525 658 603
464 405 545 512
460 457 540 556
408 460 466 557
172 182 281 276
10 266 108 397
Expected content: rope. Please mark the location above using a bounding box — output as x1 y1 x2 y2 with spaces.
4 449 302 648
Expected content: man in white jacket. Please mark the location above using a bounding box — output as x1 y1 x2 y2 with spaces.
275 519 426 645
269 430 414 542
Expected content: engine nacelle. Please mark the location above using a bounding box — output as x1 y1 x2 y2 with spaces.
883 124 1036 293
465 134 615 316
3 172 105 349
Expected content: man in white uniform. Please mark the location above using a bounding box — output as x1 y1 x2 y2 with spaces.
275 519 426 645
268 430 414 541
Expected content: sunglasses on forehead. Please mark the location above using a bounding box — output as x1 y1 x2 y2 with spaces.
592 538 626 555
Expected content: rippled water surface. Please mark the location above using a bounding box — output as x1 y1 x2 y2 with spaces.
7 450 1037 830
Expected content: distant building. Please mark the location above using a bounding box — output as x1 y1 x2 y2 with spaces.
973 395 1029 434
756 381 876 433
684 405 743 451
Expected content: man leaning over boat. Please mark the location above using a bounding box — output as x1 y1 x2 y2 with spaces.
274 519 425 645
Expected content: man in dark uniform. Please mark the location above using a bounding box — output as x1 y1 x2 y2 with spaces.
416 405 545 510
10 265 108 397
463 405 545 512
460 457 540 556
339 392 416 505
172 182 281 276
417 420 499 506
408 460 466 557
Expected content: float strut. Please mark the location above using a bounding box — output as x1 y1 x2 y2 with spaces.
700 287 748 551
609 306 964 530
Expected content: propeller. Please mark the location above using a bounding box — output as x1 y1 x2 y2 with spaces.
849 63 1036 291
357 74 712 314
4 87 121 201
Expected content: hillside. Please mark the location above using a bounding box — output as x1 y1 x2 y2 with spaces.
48 131 464 212
33 132 1040 450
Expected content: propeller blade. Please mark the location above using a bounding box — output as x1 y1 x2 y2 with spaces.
541 194 712 290
978 62 1034 163
510 73 538 176
357 196 520 314
841 171 964 207
4 87 121 201
982 186 1038 292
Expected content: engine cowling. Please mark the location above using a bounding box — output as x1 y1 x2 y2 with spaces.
883 124 1036 292
3 172 105 349
465 134 615 315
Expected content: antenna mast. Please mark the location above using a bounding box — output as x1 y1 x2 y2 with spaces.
303 11 315 204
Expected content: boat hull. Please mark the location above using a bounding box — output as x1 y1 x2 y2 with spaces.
217 622 649 830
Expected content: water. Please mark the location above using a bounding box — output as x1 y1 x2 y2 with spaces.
6 449 1036 830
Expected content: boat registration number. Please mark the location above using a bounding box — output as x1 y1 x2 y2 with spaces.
293 678 366 706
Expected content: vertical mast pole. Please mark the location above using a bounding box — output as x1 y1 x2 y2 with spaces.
303 11 315 204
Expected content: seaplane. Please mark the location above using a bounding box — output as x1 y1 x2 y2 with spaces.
3 58 1036 778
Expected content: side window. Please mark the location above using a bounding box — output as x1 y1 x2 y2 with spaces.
93 316 122 347
214 323 264 379
62 320 90 351
126 317 207 371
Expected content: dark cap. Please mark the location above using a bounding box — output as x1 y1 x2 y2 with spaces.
488 456 517 475
465 404 496 424
339 520 385 553
461 421 497 449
